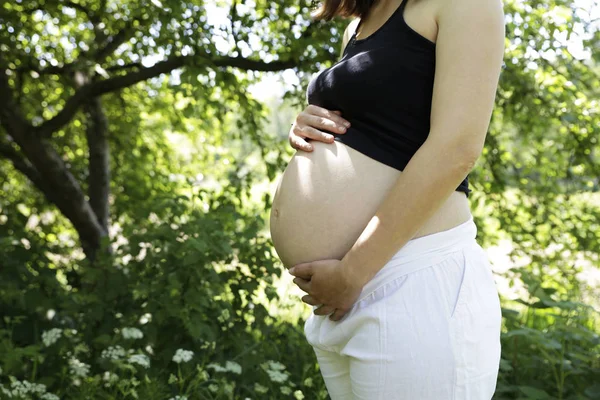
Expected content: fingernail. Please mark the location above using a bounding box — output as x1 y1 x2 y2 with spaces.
326 135 334 140
289 267 295 274
344 122 351 127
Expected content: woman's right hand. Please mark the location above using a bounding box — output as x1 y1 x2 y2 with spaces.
289 105 351 152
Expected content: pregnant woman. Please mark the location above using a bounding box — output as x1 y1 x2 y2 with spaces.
269 0 505 398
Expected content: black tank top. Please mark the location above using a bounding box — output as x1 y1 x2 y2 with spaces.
306 0 471 197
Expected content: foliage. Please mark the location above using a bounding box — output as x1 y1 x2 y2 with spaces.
1 176 329 399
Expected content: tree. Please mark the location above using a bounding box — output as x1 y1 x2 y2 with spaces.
0 0 339 259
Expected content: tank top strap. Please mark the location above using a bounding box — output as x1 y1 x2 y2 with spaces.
354 0 410 41
396 0 410 24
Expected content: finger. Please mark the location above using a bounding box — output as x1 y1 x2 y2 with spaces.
289 263 314 279
306 114 348 135
301 295 322 306
308 105 351 130
292 277 311 293
321 108 347 127
298 110 346 135
289 134 313 152
292 123 335 144
314 305 336 316
329 308 348 321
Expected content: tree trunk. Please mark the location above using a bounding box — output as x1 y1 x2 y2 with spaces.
85 96 110 234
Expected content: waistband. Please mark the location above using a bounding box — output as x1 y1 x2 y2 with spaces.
356 215 478 302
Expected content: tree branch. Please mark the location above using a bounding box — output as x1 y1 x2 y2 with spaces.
12 136 107 258
94 23 136 63
0 141 75 215
0 67 107 258
0 142 44 189
36 53 298 136
84 97 110 232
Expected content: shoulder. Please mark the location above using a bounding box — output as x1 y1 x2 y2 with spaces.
434 0 504 25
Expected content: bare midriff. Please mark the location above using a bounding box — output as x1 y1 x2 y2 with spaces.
269 140 472 269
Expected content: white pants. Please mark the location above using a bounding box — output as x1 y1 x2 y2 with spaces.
303 216 502 399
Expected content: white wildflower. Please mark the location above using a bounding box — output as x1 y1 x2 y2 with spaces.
46 309 56 320
254 383 268 394
101 345 126 360
280 386 292 395
139 313 152 324
102 371 119 387
303 377 313 387
69 358 90 377
266 369 289 383
294 390 305 400
172 349 194 364
41 328 62 347
261 360 289 383
121 327 143 339
225 360 242 374
9 379 47 396
41 393 60 400
207 363 227 372
168 396 188 400
266 360 286 370
208 383 219 392
128 354 150 369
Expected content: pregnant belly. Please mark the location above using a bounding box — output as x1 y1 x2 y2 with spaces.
269 140 402 269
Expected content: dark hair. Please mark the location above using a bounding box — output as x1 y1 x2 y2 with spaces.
311 0 377 21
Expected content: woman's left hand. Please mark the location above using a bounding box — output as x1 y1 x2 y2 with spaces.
289 259 365 321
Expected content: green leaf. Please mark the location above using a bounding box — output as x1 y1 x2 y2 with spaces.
518 386 551 399
584 384 600 399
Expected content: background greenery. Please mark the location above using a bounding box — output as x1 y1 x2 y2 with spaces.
1 0 599 398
